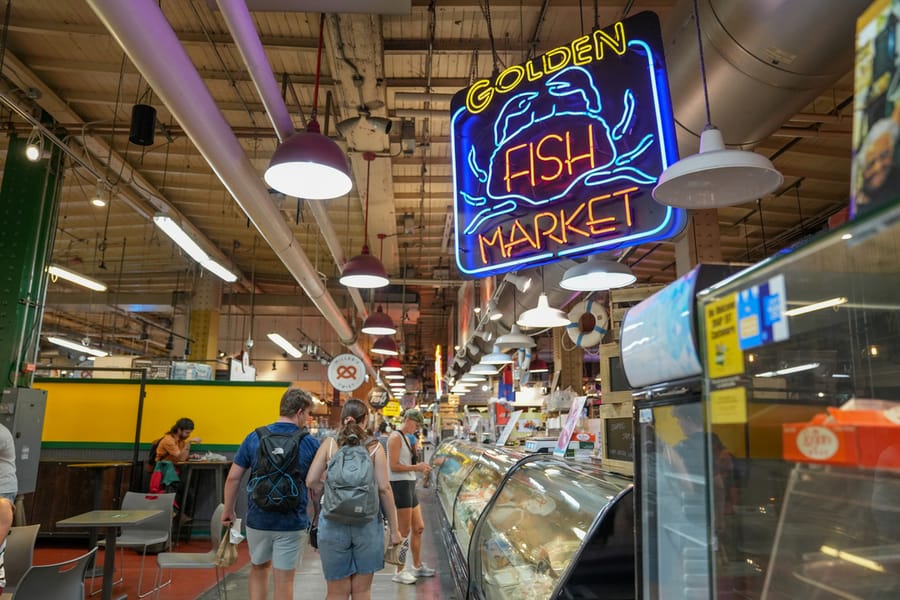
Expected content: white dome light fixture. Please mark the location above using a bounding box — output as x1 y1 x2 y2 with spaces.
560 255 636 291
651 0 782 209
480 345 513 365
517 293 570 329
495 324 536 351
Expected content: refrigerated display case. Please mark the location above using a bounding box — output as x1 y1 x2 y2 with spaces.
431 440 634 599
695 201 900 599
619 264 738 600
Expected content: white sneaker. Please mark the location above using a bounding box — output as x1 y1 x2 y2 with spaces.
392 570 418 585
413 564 436 577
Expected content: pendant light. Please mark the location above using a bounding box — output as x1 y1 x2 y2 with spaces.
264 14 352 200
529 358 549 373
361 305 396 335
652 0 782 208
495 285 536 349
380 357 403 372
560 254 636 291
340 152 390 288
371 336 399 356
517 267 569 329
470 363 499 376
480 345 513 365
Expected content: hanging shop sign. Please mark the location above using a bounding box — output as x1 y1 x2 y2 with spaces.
450 11 685 278
327 353 366 392
368 387 389 409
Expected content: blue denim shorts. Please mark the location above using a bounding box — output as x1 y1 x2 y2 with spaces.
317 515 384 580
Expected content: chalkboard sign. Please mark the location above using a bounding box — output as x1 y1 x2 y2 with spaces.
605 417 634 462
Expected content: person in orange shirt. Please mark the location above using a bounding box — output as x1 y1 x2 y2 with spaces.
156 418 202 463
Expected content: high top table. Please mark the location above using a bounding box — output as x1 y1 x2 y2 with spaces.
57 509 163 600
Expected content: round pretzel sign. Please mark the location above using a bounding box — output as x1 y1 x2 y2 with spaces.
327 353 366 392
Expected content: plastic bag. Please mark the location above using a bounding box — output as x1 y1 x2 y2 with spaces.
383 524 409 566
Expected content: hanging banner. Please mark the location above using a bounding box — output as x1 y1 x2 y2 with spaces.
450 11 685 278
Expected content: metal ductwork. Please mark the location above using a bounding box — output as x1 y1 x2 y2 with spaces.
664 0 870 153
87 0 375 376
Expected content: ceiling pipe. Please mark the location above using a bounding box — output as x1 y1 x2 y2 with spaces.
86 0 375 376
215 0 369 320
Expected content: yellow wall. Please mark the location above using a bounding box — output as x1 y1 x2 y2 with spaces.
34 380 290 446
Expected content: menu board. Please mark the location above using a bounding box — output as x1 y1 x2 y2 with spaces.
605 417 634 461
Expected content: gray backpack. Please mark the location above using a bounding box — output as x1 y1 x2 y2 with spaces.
321 440 379 524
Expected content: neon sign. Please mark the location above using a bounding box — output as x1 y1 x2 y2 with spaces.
451 12 685 278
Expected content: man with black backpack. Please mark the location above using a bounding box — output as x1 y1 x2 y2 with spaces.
223 388 320 600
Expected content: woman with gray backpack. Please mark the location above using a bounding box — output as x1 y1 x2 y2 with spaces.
306 398 403 599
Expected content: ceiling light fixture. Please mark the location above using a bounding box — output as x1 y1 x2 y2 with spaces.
24 127 45 162
480 345 513 365
784 297 848 317
517 268 569 329
495 325 535 351
529 358 550 373
469 363 499 376
371 336 399 356
504 272 532 293
380 357 403 372
267 332 303 358
153 213 237 283
263 14 351 200
385 373 405 380
47 336 108 358
47 264 107 292
652 0 783 208
460 373 486 382
90 180 107 207
340 152 390 288
361 305 396 335
560 254 636 291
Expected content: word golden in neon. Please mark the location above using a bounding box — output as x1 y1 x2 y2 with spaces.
466 22 627 114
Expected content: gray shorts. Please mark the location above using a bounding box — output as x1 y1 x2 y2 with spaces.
246 527 308 571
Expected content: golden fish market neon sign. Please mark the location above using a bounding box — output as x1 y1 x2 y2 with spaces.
450 11 685 279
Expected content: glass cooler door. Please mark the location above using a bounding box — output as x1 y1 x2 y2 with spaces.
636 395 711 600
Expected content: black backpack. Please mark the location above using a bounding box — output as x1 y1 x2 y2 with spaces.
247 427 309 513
146 437 163 473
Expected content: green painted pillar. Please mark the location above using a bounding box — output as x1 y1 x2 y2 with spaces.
0 133 63 388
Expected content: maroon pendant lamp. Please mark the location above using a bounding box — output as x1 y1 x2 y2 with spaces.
361 305 396 336
264 14 352 200
340 152 390 288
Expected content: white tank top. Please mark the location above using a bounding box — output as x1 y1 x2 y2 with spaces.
388 431 416 482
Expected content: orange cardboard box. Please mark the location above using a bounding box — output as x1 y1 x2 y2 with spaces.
783 411 900 469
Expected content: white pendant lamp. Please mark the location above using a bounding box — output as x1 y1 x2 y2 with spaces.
495 324 536 351
264 15 351 200
480 345 513 365
652 0 782 209
517 293 570 329
560 255 636 291
469 363 499 376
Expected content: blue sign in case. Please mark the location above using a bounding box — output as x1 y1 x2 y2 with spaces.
450 11 686 278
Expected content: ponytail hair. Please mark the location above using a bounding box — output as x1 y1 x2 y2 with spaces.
337 398 368 447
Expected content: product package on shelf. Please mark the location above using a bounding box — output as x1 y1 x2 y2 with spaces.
782 404 900 468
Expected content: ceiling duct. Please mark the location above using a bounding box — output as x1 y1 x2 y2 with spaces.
664 0 870 154
206 0 410 14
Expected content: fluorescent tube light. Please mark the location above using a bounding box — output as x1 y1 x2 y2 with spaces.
267 333 303 358
47 264 107 292
201 258 238 283
755 362 820 378
153 213 209 263
47 336 108 357
784 297 848 317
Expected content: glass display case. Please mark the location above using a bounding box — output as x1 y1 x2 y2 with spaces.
695 202 900 599
432 440 634 600
432 440 527 598
468 455 634 600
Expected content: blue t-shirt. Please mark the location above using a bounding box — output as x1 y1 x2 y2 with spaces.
234 422 320 531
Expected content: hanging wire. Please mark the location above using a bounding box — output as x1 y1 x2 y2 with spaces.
363 154 373 249
593 0 600 31
578 0 585 36
691 0 713 127
479 0 502 77
311 13 326 121
757 199 768 257
795 183 804 230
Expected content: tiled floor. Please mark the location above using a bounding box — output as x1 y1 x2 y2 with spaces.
28 490 456 599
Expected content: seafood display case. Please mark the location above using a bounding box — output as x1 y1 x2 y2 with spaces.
694 201 900 599
431 440 634 599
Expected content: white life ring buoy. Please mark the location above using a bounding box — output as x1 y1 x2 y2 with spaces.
566 298 609 347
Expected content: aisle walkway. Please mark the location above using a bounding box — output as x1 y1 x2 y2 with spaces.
199 490 458 600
